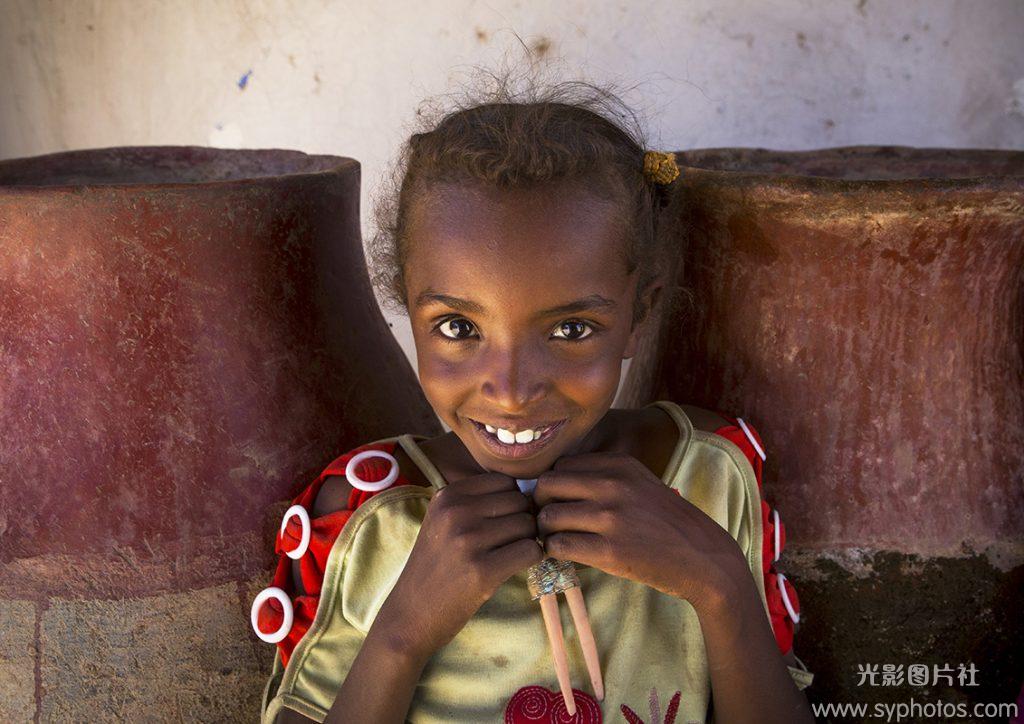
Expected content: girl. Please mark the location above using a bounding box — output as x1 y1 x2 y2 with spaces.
253 80 814 723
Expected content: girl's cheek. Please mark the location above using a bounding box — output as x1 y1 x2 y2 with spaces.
418 355 465 395
416 342 621 402
570 360 624 406
415 331 622 391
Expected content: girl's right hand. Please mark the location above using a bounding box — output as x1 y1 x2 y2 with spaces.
375 472 545 658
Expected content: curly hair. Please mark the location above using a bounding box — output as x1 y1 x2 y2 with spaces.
367 68 689 330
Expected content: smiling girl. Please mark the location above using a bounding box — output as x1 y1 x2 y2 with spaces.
255 79 814 724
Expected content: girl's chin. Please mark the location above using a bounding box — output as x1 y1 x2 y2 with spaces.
482 456 554 476
466 441 561 478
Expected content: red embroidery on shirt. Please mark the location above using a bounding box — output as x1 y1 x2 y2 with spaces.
620 687 682 724
504 685 602 723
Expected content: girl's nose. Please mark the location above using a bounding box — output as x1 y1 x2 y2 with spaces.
479 345 548 410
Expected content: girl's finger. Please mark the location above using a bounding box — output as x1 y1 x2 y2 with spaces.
533 470 606 507
490 537 547 581
551 451 635 470
458 472 521 496
478 511 538 550
542 531 609 569
536 501 608 538
479 490 533 518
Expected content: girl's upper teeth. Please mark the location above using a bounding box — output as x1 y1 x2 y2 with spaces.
483 423 552 444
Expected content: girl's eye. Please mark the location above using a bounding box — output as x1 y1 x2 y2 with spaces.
431 317 597 343
551 320 595 342
435 317 477 341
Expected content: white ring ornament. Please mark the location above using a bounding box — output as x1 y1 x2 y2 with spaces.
772 508 782 563
280 504 311 560
345 450 400 492
776 572 801 624
251 586 294 643
736 417 767 462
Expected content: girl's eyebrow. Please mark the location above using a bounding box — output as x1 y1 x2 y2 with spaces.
415 290 617 318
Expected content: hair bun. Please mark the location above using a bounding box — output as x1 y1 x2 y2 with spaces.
643 151 681 185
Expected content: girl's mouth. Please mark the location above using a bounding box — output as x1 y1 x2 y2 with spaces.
468 418 568 460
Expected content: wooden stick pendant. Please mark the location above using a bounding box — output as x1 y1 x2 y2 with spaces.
517 479 605 715
538 592 574 713
564 586 604 701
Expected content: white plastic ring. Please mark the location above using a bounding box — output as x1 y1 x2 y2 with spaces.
772 508 782 563
776 572 801 624
280 504 311 560
345 450 400 492
251 586 294 643
736 417 767 462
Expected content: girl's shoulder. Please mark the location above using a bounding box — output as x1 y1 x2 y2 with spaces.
253 436 432 670
642 400 766 481
651 402 806 666
627 402 734 480
677 403 734 434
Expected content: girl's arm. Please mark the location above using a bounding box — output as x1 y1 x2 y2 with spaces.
274 605 431 724
695 558 814 724
276 468 543 723
276 474 435 724
320 604 434 724
271 472 434 724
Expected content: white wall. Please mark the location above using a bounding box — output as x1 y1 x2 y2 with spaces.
3 0 1023 417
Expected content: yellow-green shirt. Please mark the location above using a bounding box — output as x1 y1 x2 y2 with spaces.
261 400 813 723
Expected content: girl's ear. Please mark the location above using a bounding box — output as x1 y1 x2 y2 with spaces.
623 276 665 360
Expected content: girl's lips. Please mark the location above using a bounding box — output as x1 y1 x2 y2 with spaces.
468 418 568 460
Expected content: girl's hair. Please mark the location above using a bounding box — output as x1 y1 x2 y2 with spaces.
368 69 688 330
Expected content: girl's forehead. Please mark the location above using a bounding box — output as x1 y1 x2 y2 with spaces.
406 183 632 299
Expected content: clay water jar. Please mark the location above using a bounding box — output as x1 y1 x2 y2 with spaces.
0 146 438 720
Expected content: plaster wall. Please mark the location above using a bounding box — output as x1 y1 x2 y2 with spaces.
3 0 1023 416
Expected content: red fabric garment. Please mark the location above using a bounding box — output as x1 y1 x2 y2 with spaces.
710 416 800 655
254 441 417 668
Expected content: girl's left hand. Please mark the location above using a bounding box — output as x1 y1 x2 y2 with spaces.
532 451 747 612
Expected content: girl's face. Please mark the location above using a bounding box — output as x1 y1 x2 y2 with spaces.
404 181 659 479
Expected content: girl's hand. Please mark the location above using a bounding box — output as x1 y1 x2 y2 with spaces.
533 451 747 613
379 473 546 658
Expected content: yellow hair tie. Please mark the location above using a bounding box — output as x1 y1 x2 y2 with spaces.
643 150 680 185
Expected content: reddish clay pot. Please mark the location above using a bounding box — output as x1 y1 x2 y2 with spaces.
621 146 1024 710
0 147 439 721
626 146 1024 551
